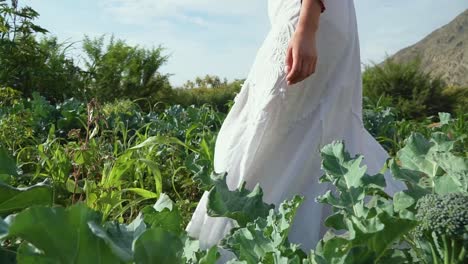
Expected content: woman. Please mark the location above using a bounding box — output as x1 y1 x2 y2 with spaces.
186 0 405 262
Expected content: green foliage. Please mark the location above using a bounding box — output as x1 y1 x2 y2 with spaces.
363 57 456 119
207 172 275 227
0 1 84 101
82 34 171 103
0 87 22 107
171 77 243 113
0 193 220 263
310 141 416 263
0 181 53 217
390 132 467 196
2 1 466 263
5 204 121 263
1 1 173 105
442 86 468 114
220 196 306 263
0 123 467 263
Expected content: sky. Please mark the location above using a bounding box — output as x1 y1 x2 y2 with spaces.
22 0 468 87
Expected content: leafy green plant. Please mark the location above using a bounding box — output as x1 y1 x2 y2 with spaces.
0 194 220 263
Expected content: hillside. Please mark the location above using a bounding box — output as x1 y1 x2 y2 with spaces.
385 9 468 87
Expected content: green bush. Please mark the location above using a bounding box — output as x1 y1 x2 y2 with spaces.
0 87 22 107
442 85 468 114
169 75 243 113
363 57 456 120
82 35 171 104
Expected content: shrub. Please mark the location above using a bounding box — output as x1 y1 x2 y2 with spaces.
363 57 456 119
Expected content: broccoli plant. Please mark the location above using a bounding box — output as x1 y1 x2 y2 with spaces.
414 193 467 264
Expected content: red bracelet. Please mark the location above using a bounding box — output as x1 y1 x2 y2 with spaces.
301 0 326 13
318 0 326 13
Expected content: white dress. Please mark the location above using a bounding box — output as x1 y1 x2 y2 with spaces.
185 0 405 262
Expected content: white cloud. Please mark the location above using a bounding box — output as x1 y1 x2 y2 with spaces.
99 0 264 25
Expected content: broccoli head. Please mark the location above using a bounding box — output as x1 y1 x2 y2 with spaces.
416 193 468 240
414 193 467 263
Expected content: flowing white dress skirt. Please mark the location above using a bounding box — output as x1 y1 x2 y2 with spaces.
185 0 405 261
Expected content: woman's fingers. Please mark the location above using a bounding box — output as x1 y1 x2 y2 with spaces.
301 59 311 81
294 56 318 85
310 56 317 75
287 56 301 85
285 44 293 74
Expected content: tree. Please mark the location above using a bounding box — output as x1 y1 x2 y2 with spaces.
0 0 83 102
81 34 171 103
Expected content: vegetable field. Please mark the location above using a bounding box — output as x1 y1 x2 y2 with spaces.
0 92 467 264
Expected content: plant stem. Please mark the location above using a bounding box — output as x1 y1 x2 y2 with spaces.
442 235 449 264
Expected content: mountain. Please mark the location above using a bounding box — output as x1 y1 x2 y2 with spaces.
384 9 468 87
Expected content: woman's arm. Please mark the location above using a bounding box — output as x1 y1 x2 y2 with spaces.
286 0 323 86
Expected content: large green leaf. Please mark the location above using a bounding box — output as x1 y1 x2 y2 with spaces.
133 227 184 264
88 215 147 263
186 153 217 191
6 203 121 263
221 196 305 263
0 182 53 216
0 246 17 264
0 147 17 178
0 217 8 240
391 132 467 196
141 193 183 235
15 242 55 264
432 152 468 193
207 172 274 227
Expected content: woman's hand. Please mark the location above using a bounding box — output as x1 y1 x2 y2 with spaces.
285 0 322 86
285 29 318 86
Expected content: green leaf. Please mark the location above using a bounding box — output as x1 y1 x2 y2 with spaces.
0 147 17 178
221 196 305 263
88 215 147 263
347 212 417 259
396 133 438 178
0 217 8 240
180 235 220 264
104 151 134 186
141 193 183 235
185 152 213 191
320 141 366 189
123 188 158 199
6 203 121 263
134 227 184 264
65 178 84 194
198 246 220 264
0 182 53 216
438 112 451 126
393 191 416 212
0 246 17 264
131 135 192 151
137 159 163 195
16 242 55 264
432 152 467 193
392 132 467 195
207 172 274 227
319 141 380 217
